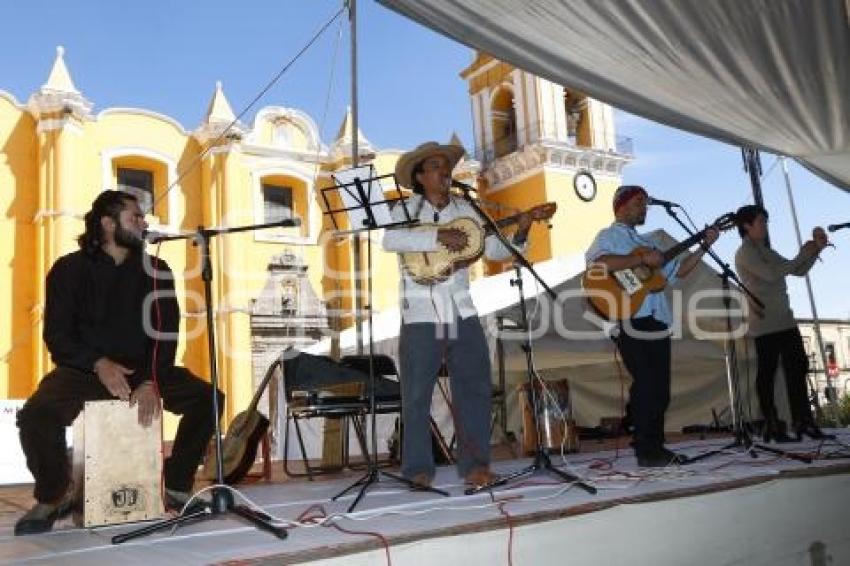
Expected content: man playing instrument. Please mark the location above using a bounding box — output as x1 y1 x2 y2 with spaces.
382 141 535 488
585 185 718 467
15 191 222 535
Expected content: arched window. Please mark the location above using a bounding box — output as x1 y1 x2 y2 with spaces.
491 87 518 159
111 155 170 224
564 89 590 146
256 173 309 241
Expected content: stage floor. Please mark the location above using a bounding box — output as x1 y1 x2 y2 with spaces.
2 431 849 565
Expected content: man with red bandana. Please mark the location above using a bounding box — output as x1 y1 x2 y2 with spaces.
586 185 718 467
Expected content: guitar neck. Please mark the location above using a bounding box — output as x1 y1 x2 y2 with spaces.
661 230 706 265
246 359 280 413
494 212 524 229
477 213 521 235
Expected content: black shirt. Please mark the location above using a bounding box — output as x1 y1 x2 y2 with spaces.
43 248 179 385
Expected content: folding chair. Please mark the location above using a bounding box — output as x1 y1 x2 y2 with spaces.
281 356 371 480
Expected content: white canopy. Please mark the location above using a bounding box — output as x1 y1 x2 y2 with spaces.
378 0 850 191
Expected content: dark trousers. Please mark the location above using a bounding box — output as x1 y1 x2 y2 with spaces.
616 317 671 456
398 316 492 480
754 327 813 427
17 366 222 503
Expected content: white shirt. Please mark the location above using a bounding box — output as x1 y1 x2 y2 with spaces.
382 194 525 324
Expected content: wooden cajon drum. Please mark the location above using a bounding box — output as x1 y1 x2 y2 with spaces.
71 400 164 527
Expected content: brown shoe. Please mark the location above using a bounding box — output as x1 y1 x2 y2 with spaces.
465 468 496 487
409 473 432 489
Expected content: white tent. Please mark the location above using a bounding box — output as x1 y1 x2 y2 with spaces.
304 231 762 437
378 0 850 191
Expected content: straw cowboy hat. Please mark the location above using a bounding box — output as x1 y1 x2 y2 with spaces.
394 141 464 192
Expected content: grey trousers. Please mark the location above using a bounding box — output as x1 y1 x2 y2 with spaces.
398 316 492 480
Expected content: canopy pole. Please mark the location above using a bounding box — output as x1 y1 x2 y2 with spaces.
743 148 770 247
779 156 837 417
349 0 364 354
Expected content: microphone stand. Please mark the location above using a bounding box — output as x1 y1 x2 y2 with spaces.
113 219 300 544
456 187 596 496
657 204 810 465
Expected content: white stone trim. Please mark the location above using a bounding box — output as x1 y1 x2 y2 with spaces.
36 118 84 135
100 146 180 230
536 78 568 142
250 166 318 245
551 84 568 142
526 74 539 143
0 90 24 109
249 106 323 151
460 57 501 81
587 99 617 152
27 90 93 120
536 79 553 140
481 142 631 193
470 93 483 157
484 164 545 194
512 69 526 146
481 89 494 154
97 108 188 135
241 143 329 162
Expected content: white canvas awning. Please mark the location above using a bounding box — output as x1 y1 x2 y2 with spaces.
378 0 850 191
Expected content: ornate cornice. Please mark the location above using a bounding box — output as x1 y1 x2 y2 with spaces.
241 143 328 163
481 141 632 192
193 120 248 147
27 90 93 123
454 157 482 183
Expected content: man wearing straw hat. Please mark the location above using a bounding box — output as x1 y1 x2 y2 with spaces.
383 141 533 488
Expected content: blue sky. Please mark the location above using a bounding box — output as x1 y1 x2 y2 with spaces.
1 0 847 318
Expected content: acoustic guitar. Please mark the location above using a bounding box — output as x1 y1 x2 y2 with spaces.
400 202 557 285
582 213 736 321
201 358 280 484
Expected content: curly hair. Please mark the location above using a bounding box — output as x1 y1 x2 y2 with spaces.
734 204 768 239
77 191 138 254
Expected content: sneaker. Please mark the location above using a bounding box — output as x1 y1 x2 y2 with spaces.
164 489 209 516
14 492 76 536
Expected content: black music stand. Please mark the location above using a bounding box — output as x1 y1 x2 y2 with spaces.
319 165 448 512
113 219 300 544
452 189 596 497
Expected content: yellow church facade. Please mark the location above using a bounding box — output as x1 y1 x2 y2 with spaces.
0 47 631 428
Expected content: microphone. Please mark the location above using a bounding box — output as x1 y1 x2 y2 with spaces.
142 229 174 244
647 196 680 209
451 179 477 193
827 222 850 233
